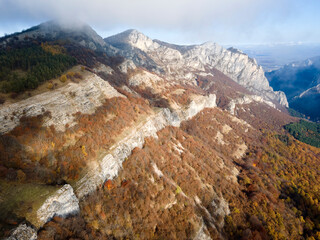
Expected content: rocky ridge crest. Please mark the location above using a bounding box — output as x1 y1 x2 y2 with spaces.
105 30 288 107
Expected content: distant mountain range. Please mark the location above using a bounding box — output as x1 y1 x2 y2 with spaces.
235 43 320 71
266 56 320 121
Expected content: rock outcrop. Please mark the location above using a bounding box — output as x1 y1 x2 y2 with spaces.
4 91 215 231
193 223 212 240
1 21 312 240
228 94 277 115
105 30 288 107
297 83 320 98
36 184 79 227
6 185 78 239
6 224 37 240
290 83 320 120
0 72 123 134
75 94 217 198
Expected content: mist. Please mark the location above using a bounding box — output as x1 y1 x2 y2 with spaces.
0 0 320 44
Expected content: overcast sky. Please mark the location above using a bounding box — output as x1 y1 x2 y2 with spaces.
0 0 319 45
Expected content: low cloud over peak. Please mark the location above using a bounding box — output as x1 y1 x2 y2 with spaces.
0 0 319 45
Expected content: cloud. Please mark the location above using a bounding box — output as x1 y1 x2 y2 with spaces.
0 0 319 44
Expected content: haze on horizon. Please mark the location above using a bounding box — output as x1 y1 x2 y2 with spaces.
0 0 319 46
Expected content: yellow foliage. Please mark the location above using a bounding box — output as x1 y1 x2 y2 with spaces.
175 186 182 194
243 177 251 185
41 42 64 55
91 220 99 230
47 82 53 90
59 74 67 83
307 237 316 240
67 72 75 78
233 207 240 214
81 145 88 156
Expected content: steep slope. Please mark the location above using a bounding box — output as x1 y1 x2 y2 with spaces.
0 20 122 96
0 65 221 238
266 56 320 120
290 84 320 120
266 57 320 99
2 63 299 240
0 20 111 52
105 30 288 107
3 22 320 240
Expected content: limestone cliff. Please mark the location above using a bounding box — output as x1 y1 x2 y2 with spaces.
3 69 217 233
2 22 305 240
0 72 123 135
105 30 288 107
75 94 217 199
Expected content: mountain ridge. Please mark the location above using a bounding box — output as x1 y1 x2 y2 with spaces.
0 21 288 108
105 29 288 107
0 20 116 53
4 21 320 240
266 56 320 120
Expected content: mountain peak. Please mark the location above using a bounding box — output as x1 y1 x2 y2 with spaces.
0 20 106 51
39 20 107 49
108 29 148 40
105 29 288 107
39 19 91 31
105 29 157 51
227 47 244 54
122 29 142 35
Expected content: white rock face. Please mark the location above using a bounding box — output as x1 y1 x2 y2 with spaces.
128 70 163 88
75 94 216 198
0 73 124 134
228 94 277 115
6 93 216 235
193 222 212 240
2 77 216 232
298 83 320 98
211 196 230 228
6 224 37 240
75 109 179 198
126 30 161 52
184 94 217 119
93 64 114 75
37 184 79 227
105 30 288 107
118 59 136 73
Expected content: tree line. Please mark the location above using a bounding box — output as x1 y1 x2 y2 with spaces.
0 43 76 93
285 120 320 148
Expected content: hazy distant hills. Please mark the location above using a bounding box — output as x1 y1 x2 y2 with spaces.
266 56 320 121
235 43 320 71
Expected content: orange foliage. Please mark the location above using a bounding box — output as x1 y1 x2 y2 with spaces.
0 94 152 184
104 180 114 190
41 42 64 55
